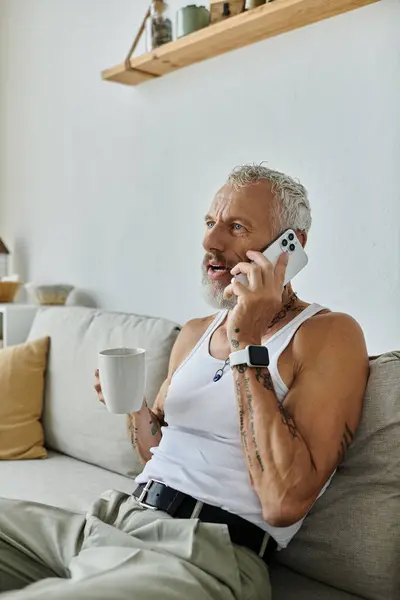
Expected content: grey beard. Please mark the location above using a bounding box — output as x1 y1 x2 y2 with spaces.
201 266 237 310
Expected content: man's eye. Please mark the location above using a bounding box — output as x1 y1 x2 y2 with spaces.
206 222 215 229
232 223 244 231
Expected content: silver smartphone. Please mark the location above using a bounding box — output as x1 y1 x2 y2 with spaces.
234 229 308 287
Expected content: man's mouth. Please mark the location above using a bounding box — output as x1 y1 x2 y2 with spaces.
207 263 232 281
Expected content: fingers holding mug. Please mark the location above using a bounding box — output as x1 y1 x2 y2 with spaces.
94 368 105 404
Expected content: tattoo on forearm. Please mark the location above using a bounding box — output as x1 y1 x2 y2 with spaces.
337 423 354 464
244 376 265 472
236 378 252 467
255 367 274 390
278 402 298 439
253 367 298 438
149 409 166 435
234 362 300 471
230 327 241 349
150 419 159 436
127 414 138 449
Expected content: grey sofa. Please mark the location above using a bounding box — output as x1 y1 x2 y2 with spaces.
1 307 399 599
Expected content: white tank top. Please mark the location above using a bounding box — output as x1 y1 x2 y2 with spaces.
136 303 335 548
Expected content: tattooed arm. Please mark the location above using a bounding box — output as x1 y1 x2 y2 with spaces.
232 312 369 527
127 315 214 464
127 382 169 464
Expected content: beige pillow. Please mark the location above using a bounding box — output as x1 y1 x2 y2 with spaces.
0 337 50 460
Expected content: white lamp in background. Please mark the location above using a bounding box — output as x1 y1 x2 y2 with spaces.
0 239 10 280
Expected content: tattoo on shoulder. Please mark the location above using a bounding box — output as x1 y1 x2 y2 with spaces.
337 423 354 465
255 367 274 390
278 401 298 439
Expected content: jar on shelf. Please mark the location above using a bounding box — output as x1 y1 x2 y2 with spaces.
176 5 210 39
146 0 173 52
245 0 267 8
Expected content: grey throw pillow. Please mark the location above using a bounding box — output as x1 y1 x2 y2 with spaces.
275 351 400 600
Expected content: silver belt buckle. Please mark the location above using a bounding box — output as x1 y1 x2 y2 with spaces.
258 532 269 557
136 479 163 510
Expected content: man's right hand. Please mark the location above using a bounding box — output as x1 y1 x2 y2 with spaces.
94 369 105 404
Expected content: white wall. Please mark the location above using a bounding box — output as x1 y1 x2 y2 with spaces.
0 0 399 354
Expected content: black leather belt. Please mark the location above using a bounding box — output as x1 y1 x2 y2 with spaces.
133 480 277 564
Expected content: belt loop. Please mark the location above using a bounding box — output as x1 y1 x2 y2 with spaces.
258 533 269 557
190 500 204 519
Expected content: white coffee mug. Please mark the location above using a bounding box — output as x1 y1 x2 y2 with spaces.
98 347 146 414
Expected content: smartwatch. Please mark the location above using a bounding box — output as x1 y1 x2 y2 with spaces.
229 345 270 368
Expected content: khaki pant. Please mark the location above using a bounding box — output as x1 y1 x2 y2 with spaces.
0 490 271 599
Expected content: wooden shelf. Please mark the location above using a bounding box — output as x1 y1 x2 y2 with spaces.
102 0 380 86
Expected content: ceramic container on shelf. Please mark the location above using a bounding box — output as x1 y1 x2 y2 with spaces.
0 281 21 303
176 5 210 38
26 284 74 306
245 0 266 8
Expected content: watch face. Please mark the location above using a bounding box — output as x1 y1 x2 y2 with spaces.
248 345 270 367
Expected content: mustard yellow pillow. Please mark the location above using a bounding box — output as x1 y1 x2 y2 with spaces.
0 337 50 459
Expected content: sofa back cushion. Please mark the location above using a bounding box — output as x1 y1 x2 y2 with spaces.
28 307 180 477
276 351 400 600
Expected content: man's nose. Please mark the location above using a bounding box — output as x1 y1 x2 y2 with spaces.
203 223 227 253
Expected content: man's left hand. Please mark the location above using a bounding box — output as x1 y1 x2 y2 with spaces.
224 251 289 351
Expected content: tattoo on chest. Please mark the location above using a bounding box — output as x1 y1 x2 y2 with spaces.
337 423 354 465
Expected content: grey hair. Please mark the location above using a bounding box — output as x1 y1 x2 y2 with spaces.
227 164 312 233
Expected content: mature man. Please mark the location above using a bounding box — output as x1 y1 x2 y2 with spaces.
0 165 369 600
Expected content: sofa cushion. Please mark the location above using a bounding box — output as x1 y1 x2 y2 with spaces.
270 562 362 600
0 337 49 460
0 450 134 511
276 351 400 600
28 307 180 477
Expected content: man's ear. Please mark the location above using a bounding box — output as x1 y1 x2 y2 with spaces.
295 230 307 248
